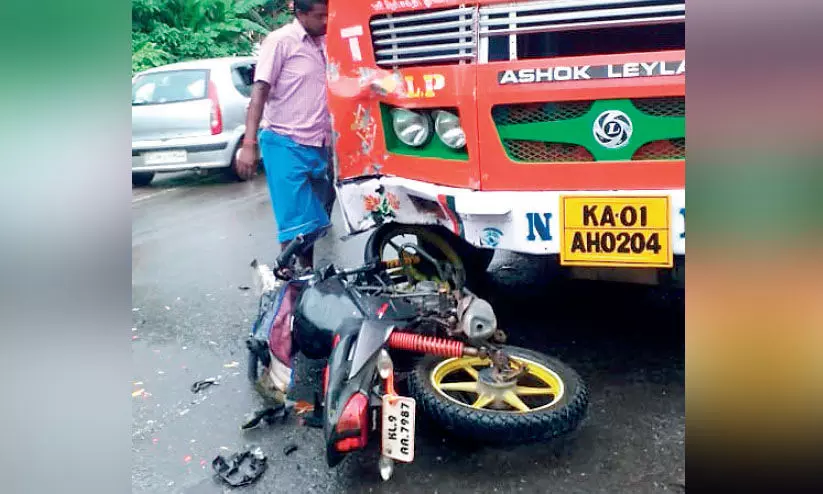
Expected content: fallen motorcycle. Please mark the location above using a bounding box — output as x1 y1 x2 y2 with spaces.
246 232 589 480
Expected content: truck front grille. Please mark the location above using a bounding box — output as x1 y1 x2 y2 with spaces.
370 7 477 68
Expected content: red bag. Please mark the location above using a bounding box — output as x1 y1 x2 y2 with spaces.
268 281 301 367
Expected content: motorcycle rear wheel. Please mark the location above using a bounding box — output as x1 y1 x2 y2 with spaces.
407 346 588 444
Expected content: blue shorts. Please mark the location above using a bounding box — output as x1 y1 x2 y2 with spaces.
258 129 332 243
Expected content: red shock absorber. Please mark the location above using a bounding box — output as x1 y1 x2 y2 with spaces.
387 332 464 358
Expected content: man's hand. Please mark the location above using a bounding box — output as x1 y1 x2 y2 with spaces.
236 142 259 180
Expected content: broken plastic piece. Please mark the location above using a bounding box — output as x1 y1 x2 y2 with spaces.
191 378 219 393
283 443 298 456
240 405 287 430
212 448 267 487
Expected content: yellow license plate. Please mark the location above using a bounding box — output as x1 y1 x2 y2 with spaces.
559 196 672 268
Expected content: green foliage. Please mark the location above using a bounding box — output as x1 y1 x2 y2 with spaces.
132 0 293 74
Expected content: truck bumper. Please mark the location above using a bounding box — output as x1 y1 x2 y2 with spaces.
337 176 685 260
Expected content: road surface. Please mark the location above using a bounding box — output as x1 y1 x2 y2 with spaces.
132 171 684 493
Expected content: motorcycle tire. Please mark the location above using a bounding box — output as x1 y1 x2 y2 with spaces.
364 223 471 289
247 348 261 383
407 346 589 444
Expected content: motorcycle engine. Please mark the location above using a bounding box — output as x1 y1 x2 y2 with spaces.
410 280 448 313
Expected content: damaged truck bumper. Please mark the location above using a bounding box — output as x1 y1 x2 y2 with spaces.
337 176 685 285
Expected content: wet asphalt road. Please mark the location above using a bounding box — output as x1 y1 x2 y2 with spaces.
132 171 684 494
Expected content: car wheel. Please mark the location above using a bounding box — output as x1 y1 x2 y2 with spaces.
227 145 251 182
132 172 154 187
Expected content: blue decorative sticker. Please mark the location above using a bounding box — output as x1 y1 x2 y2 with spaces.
481 227 503 247
526 212 553 241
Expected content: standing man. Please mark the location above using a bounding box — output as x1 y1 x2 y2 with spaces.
236 0 332 270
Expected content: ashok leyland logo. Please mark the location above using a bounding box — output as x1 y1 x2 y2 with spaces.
593 110 633 149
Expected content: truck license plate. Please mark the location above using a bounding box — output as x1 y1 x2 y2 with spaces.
559 196 672 268
381 395 415 463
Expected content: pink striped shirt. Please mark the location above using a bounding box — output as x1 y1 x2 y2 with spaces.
255 19 330 147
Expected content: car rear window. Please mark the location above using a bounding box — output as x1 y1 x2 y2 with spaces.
231 63 256 97
132 69 209 105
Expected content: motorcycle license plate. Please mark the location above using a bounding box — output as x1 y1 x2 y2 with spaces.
381 395 415 463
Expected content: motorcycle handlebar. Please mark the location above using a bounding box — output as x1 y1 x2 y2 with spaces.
275 234 306 273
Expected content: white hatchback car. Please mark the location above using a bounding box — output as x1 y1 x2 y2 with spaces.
131 56 258 186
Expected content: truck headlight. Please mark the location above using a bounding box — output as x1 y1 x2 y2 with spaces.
432 110 466 149
391 109 431 147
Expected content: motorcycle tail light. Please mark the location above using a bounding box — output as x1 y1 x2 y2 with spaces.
335 392 368 452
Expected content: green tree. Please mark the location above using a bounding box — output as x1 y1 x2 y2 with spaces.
132 0 292 73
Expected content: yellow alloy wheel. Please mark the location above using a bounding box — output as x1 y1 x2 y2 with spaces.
430 355 565 413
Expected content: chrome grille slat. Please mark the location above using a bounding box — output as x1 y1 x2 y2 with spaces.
480 0 674 16
480 15 685 37
378 52 476 66
479 5 685 29
369 7 475 26
373 31 472 46
376 42 476 57
372 19 474 37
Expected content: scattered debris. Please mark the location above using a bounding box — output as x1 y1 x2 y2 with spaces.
208 341 218 346
294 401 314 415
132 389 146 398
184 455 192 464
152 438 159 445
283 443 298 456
238 285 251 291
212 447 267 487
179 408 190 416
132 327 137 332
240 405 287 430
132 335 139 341
191 378 219 393
133 308 140 312
157 370 165 375
224 361 240 368
220 446 230 451
165 306 171 311
133 381 143 386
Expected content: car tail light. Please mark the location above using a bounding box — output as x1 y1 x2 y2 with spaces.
334 392 368 452
208 80 223 135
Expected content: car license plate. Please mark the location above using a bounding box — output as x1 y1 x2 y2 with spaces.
381 395 415 463
559 196 672 268
143 150 187 165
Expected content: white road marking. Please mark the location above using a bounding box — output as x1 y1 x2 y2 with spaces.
132 188 178 203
